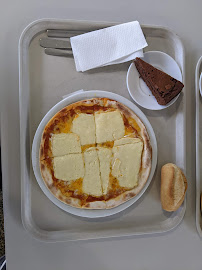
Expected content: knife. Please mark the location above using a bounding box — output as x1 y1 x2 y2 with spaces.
44 48 73 57
39 37 72 49
47 29 85 38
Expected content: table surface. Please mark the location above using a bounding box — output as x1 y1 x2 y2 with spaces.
1 0 202 269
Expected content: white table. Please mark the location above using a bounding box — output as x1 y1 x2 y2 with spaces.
1 0 202 269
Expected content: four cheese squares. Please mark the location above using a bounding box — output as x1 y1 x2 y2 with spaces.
50 111 143 196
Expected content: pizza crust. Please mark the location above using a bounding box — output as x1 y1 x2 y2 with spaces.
39 98 152 209
82 201 106 209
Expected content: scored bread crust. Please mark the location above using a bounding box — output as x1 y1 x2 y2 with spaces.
161 163 187 212
39 98 152 209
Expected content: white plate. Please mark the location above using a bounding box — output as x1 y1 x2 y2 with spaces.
199 72 202 97
32 90 157 218
126 51 183 110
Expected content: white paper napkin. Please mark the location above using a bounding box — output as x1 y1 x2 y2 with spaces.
70 21 148 72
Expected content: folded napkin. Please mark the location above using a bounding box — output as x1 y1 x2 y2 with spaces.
70 21 148 72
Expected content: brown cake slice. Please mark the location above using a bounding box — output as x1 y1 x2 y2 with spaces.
134 57 184 105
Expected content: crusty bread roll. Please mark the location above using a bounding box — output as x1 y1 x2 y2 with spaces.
161 163 187 212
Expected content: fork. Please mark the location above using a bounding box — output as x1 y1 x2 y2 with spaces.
39 30 85 56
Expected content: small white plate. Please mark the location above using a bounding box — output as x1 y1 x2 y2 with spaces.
126 51 183 110
32 90 157 218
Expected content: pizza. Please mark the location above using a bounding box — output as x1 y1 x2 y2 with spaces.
39 98 152 209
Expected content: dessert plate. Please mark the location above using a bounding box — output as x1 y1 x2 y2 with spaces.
126 51 183 110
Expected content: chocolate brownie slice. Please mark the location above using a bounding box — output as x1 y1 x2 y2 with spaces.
134 57 184 105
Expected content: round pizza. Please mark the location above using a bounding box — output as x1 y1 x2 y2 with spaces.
39 98 152 209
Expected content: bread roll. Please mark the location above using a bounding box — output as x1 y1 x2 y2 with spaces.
161 163 187 212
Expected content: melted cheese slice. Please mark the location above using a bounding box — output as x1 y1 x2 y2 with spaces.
71 114 96 145
95 111 125 143
114 137 141 146
83 148 102 196
51 133 81 156
53 153 84 181
112 140 143 188
97 147 112 195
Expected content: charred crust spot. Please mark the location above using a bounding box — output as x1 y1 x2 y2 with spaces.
40 147 44 156
86 195 104 202
74 105 94 114
47 183 54 189
126 192 135 199
83 100 88 104
43 132 46 139
41 164 45 170
117 103 132 117
93 104 109 111
143 129 152 161
60 108 67 113
103 97 110 106
69 109 75 117
65 198 71 204
54 119 59 125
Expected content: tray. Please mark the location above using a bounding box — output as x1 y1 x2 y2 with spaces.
19 19 186 242
195 56 202 237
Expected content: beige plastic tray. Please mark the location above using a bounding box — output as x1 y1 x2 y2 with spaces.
19 19 186 242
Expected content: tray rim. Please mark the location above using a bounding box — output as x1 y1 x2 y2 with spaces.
195 56 202 237
19 18 186 242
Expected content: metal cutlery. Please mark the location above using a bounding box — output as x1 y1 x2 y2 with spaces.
39 37 71 49
40 30 87 56
47 29 85 38
44 48 73 57
40 29 103 56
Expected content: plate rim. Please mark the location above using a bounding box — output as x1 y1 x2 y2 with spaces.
31 90 157 218
126 51 182 110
